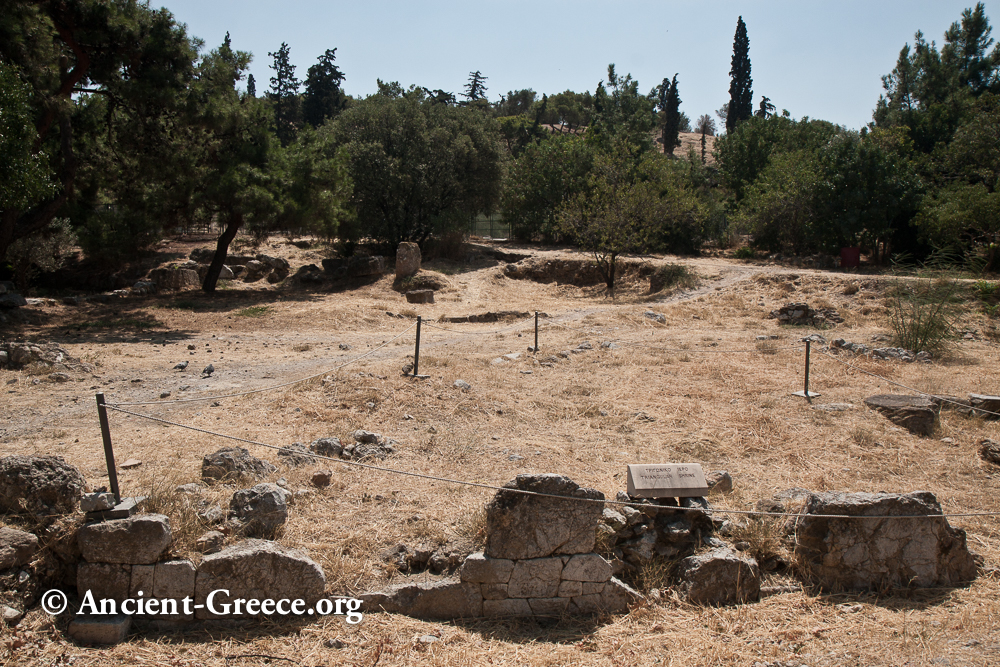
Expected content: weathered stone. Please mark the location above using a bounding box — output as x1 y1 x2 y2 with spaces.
863 394 938 436
77 514 171 565
581 581 605 595
969 394 1000 420
561 554 613 582
706 470 733 493
153 560 196 619
459 552 515 584
353 430 380 444
454 379 472 391
2 605 22 625
68 614 131 645
148 268 200 291
277 442 314 468
194 540 326 620
201 447 276 484
529 597 569 615
395 242 422 278
483 597 532 617
359 577 482 620
229 483 288 538
480 583 508 600
0 455 87 515
570 577 642 614
405 290 435 304
130 564 154 597
77 562 131 603
793 491 978 591
310 437 342 458
602 508 627 532
196 531 225 555
0 527 39 570
558 580 583 597
311 470 333 487
242 260 270 282
676 547 760 605
979 439 1000 465
80 492 116 513
486 474 604 560
0 293 27 308
507 557 563 598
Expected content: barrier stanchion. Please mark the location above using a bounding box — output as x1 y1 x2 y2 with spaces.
95 393 122 504
792 340 819 400
534 311 539 354
411 316 429 378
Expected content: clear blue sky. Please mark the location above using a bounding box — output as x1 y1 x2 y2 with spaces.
161 1 997 131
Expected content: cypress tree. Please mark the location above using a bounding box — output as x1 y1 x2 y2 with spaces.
268 42 300 145
246 73 256 98
662 74 682 155
727 16 753 133
303 48 346 127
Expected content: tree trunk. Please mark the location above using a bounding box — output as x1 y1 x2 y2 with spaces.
202 214 242 293
606 252 617 298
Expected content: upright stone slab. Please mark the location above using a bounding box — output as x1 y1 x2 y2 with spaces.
485 474 604 560
793 490 978 590
395 242 421 278
626 464 709 498
969 394 1000 420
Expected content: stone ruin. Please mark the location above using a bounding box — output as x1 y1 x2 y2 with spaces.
0 454 984 642
768 302 844 326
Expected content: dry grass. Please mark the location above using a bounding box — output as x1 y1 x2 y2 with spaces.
2 239 1000 665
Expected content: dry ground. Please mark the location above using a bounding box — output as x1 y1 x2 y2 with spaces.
2 238 1000 666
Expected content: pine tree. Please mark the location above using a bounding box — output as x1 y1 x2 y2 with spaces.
246 73 256 98
727 16 753 133
303 48 346 127
268 42 300 145
755 95 775 118
463 71 488 101
659 74 682 155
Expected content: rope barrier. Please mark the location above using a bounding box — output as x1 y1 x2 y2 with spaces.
420 312 537 336
821 351 1000 419
106 322 418 407
104 404 1000 521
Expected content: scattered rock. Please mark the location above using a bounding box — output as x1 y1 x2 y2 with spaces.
969 394 1000 420
706 471 733 493
793 490 978 590
768 302 843 326
193 540 326 619
2 605 22 625
68 614 131 645
196 531 225 555
311 470 332 487
0 455 87 516
229 483 288 538
454 379 471 391
201 447 276 484
77 514 172 564
119 458 142 470
676 547 761 605
644 311 666 324
80 492 116 512
277 443 314 468
0 527 39 570
863 394 938 436
309 437 343 458
978 439 1000 465
405 290 435 304
148 267 200 291
485 474 604 560
242 260 270 282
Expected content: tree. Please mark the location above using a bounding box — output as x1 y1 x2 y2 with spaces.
494 89 536 116
246 73 256 98
463 71 488 102
657 75 682 155
557 141 705 295
588 65 657 152
755 96 775 118
325 87 503 248
0 0 197 264
727 16 753 133
502 134 594 241
302 48 346 127
695 114 716 136
268 42 300 145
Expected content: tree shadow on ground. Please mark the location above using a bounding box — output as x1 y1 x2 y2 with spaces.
454 613 607 644
812 583 967 611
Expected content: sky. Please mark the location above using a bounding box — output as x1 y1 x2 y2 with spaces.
160 0 998 131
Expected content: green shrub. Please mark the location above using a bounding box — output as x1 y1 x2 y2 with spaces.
733 246 755 260
887 278 958 353
235 305 269 317
649 263 697 293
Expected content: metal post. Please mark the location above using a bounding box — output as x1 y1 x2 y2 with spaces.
95 393 121 504
534 311 539 354
413 316 422 377
804 340 811 397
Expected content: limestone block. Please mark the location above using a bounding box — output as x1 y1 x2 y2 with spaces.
507 557 562 598
459 552 514 584
77 562 131 604
483 598 532 617
561 554 612 582
68 614 131 645
528 597 569 615
557 580 583 597
129 564 154 598
480 583 509 600
77 514 171 565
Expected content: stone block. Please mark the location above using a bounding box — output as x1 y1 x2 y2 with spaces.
0 455 87 515
528 597 569 615
561 554 612 582
405 290 435 304
77 562 131 604
459 552 515 583
0 527 39 570
557 580 583 597
483 598 532 617
677 547 760 605
507 557 562 598
77 514 171 565
863 395 938 436
581 581 605 595
395 242 421 278
152 560 195 620
129 564 154 598
480 583 508 600
68 614 131 645
359 577 482 620
486 474 604 560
